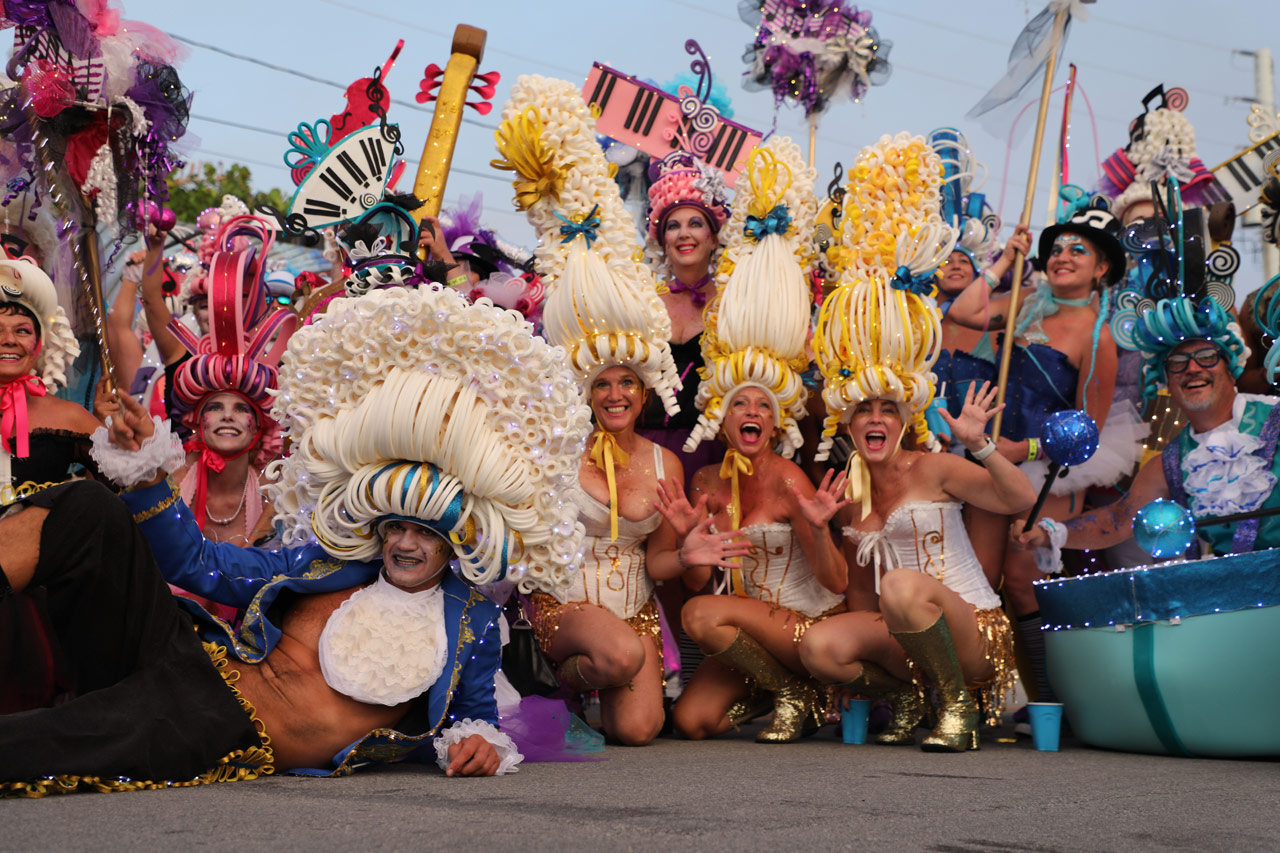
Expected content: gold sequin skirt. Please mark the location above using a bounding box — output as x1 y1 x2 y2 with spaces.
528 592 663 659
785 600 848 643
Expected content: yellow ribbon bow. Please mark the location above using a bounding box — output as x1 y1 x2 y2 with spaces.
845 450 874 521
589 431 630 541
718 448 755 596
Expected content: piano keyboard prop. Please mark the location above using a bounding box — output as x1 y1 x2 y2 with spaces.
584 62 762 187
1204 130 1280 214
285 122 398 230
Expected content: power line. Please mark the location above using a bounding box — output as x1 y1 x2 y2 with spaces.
170 32 499 133
190 113 286 138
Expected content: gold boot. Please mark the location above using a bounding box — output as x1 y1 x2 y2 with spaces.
840 661 925 746
891 616 980 752
711 629 821 743
725 688 773 728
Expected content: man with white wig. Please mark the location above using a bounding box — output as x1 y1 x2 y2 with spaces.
0 284 588 795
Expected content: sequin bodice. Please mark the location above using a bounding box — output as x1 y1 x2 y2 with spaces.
842 501 1000 610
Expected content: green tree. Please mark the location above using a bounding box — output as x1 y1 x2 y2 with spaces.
166 162 289 223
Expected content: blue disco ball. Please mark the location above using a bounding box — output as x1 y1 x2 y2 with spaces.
1132 499 1196 559
1040 410 1099 467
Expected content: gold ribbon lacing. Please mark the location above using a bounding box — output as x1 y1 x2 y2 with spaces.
589 430 629 541
718 448 754 596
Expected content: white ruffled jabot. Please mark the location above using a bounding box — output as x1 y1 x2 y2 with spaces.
318 575 448 706
1183 430 1277 519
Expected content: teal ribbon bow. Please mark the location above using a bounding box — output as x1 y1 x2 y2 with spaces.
556 205 601 247
889 265 937 296
744 204 792 241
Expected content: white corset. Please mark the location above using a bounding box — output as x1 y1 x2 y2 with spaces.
556 443 664 619
736 523 845 618
842 500 1000 610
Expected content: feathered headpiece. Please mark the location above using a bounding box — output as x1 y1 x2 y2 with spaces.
268 285 589 593
683 137 817 459
813 132 956 474
492 74 681 415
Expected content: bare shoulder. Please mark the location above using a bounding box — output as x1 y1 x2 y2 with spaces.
29 394 102 434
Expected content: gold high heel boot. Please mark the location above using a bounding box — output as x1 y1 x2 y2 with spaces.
840 661 925 746
891 616 980 752
725 689 773 728
711 629 821 743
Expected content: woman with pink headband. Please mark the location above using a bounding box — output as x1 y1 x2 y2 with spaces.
166 214 297 551
636 152 732 475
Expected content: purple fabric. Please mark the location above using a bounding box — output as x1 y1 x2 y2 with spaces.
665 273 712 308
499 696 605 763
1230 403 1280 554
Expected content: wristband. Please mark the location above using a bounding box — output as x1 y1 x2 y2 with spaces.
971 439 997 461
982 269 1000 289
446 273 469 288
1026 437 1039 462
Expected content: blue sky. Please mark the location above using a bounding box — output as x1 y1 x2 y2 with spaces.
126 0 1276 295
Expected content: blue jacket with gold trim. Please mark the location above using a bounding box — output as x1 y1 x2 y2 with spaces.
121 477 504 775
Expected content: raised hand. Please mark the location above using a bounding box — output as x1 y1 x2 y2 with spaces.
793 469 851 529
938 380 1003 453
679 515 753 569
107 390 158 452
655 477 705 540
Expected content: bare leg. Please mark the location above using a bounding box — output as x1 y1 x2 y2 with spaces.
597 635 665 746
681 594 809 671
670 657 750 740
798 610 910 683
877 569 993 685
0 507 49 595
546 603 646 690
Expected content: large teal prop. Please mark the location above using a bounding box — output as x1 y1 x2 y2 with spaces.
1035 550 1280 757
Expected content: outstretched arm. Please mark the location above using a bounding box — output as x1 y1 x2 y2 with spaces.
937 381 1037 515
789 469 851 595
1015 455 1171 551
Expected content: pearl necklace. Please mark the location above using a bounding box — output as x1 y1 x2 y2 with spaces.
205 482 248 526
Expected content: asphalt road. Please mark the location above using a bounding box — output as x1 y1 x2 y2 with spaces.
4 722 1276 852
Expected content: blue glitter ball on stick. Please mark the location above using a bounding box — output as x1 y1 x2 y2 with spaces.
1132 499 1196 558
1040 409 1099 467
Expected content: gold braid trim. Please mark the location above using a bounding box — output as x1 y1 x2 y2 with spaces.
2 641 274 799
130 477 181 524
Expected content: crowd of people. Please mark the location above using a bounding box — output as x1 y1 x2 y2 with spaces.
2 6 1279 798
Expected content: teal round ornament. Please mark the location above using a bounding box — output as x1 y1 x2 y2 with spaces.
1132 499 1196 559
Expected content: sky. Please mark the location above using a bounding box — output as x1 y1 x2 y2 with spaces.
122 0 1278 296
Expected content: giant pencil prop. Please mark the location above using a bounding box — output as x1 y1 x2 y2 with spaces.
411 24 499 222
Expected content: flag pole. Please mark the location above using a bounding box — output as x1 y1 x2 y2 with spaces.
991 6 1069 442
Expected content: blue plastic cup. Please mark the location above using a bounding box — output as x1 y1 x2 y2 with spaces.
1027 702 1064 752
841 698 872 744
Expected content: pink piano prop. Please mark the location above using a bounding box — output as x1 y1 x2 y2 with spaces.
583 62 762 188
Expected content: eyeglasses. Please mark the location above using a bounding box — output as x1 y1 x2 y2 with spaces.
1163 347 1223 374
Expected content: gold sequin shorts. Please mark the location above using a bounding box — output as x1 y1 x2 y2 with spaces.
528 592 663 659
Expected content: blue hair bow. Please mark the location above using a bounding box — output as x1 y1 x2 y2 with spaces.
744 204 792 241
556 205 601 247
889 265 937 296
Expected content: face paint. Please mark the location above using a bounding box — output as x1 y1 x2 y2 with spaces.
1051 235 1093 259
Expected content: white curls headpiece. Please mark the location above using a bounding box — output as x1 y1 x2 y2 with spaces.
685 138 817 458
0 257 79 391
491 75 681 415
268 286 589 594
813 132 957 461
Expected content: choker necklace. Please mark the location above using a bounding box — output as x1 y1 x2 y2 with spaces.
666 273 713 307
1048 292 1094 307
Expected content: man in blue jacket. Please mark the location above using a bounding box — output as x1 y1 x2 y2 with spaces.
0 285 588 795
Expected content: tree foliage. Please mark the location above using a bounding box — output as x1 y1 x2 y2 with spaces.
165 162 289 223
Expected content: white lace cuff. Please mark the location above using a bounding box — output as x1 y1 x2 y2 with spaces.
1034 518 1068 575
432 718 523 776
90 418 187 488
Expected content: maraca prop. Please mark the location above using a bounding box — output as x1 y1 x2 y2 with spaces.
131 199 177 232
1022 409 1099 532
1132 499 1196 559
